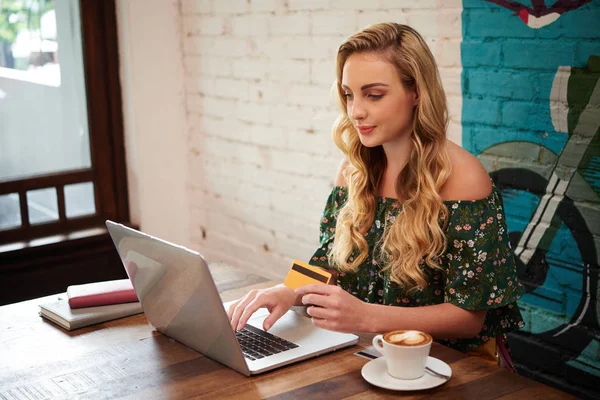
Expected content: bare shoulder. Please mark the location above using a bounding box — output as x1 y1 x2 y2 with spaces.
334 158 351 187
440 140 492 201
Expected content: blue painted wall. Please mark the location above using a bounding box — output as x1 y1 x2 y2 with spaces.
462 1 600 398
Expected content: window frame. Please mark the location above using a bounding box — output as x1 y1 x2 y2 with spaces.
0 0 129 248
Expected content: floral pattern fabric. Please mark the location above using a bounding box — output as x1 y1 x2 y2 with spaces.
309 185 525 353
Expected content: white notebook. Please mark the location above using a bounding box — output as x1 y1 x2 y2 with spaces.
39 299 143 331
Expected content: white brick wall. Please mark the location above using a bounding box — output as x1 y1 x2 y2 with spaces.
182 0 463 278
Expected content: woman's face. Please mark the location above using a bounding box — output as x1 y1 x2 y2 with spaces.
341 52 418 148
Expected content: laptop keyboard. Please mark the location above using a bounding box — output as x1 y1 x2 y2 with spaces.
236 324 299 361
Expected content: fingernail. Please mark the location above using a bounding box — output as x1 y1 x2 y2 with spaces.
264 324 271 331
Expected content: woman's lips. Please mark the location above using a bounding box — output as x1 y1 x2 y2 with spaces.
358 126 376 135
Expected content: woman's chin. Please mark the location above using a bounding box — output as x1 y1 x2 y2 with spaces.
358 136 381 148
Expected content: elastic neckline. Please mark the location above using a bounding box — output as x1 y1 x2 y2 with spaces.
332 185 497 205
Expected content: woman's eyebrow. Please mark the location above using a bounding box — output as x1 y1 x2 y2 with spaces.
341 83 389 91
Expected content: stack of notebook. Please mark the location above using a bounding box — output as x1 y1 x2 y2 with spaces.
39 279 143 331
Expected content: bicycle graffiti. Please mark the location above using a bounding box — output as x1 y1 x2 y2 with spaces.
463 0 600 382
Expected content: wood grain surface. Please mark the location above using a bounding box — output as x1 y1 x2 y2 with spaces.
0 264 573 399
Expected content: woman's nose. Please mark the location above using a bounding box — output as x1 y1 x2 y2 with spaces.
350 101 366 121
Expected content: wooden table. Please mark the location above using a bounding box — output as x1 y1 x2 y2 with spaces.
0 264 573 399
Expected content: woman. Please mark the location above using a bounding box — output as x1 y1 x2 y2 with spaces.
228 23 525 365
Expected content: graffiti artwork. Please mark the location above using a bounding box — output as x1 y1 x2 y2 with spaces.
486 0 592 28
463 0 600 389
485 57 600 369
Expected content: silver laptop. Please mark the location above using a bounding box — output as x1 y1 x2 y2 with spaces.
105 221 358 376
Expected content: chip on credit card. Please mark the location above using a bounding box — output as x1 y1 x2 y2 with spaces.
283 260 332 290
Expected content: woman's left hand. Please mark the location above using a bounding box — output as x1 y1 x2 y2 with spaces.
294 284 370 333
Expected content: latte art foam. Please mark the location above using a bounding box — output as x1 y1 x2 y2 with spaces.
384 330 432 347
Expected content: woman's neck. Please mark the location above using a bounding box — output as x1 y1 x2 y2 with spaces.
381 132 413 179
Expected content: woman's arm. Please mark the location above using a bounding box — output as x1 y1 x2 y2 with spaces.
295 284 486 339
363 302 486 339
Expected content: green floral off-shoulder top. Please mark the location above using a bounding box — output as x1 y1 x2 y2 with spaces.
309 185 525 353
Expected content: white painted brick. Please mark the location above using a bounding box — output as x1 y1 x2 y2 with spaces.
204 172 242 199
183 1 465 277
265 211 316 243
214 78 250 101
270 149 318 175
311 12 357 36
256 168 298 191
311 108 340 136
213 0 249 14
255 37 305 59
191 115 249 142
261 170 331 195
381 0 437 8
288 0 330 11
244 222 277 249
184 37 249 57
241 249 292 277
186 74 216 94
438 67 461 96
307 155 339 179
330 0 380 10
311 60 336 85
268 59 311 82
447 94 462 123
287 129 331 156
183 37 221 56
185 56 233 77
204 135 266 166
191 96 237 117
238 181 275 206
249 0 277 13
270 105 314 131
203 231 255 258
183 16 225 36
207 211 244 238
407 9 461 39
212 37 251 57
274 234 318 264
357 12 408 30
447 120 461 147
271 190 322 220
269 13 311 35
181 0 212 14
248 123 289 148
438 0 463 7
200 135 233 159
254 37 286 58
236 101 271 124
233 58 267 80
308 36 344 60
433 38 462 67
255 36 341 60
205 97 238 120
248 82 289 104
231 15 269 36
199 156 253 181
288 84 332 107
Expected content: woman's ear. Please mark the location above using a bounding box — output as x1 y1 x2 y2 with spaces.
412 89 419 107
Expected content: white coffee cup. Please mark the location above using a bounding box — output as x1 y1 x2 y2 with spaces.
372 330 433 380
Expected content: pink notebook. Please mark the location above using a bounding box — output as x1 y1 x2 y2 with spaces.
67 279 139 309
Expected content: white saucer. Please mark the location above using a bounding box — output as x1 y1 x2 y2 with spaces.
361 356 452 391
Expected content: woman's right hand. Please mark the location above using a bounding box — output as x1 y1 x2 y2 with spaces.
227 284 298 332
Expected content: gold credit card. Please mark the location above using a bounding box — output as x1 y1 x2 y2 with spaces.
283 260 332 290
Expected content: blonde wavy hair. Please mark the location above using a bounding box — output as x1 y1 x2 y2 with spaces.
330 23 452 290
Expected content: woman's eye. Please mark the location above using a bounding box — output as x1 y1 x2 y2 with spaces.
343 93 354 99
368 94 383 100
